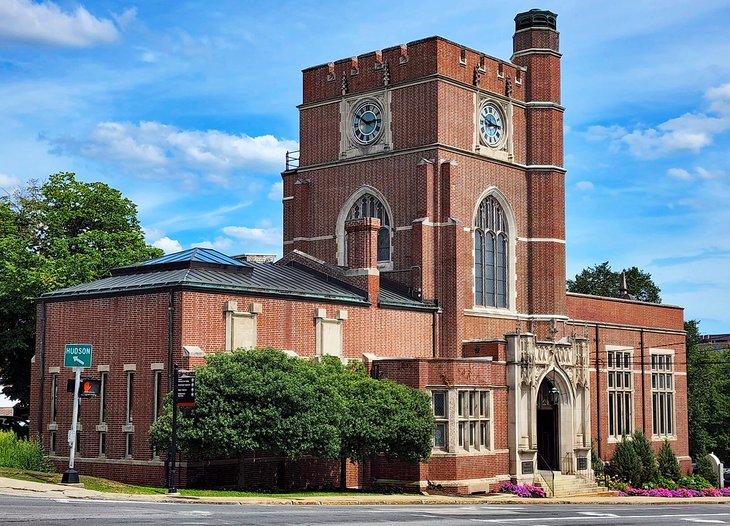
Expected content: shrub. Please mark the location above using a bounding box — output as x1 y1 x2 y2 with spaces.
657 439 681 481
498 481 546 498
610 435 642 486
591 440 604 476
0 431 53 472
631 431 658 485
679 474 713 490
695 453 719 487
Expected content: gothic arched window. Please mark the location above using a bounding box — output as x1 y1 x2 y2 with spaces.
346 193 391 262
474 196 508 308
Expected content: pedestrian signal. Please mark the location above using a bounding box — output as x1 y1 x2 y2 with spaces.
79 378 101 397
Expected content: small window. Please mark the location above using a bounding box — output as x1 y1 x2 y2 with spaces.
433 391 446 418
125 433 133 458
126 372 135 424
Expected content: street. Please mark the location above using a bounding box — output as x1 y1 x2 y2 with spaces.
0 495 730 525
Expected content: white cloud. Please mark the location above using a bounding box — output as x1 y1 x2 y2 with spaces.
576 181 594 191
268 181 283 201
222 225 282 246
667 168 692 180
191 237 234 252
667 166 725 181
706 83 730 116
0 0 128 47
0 173 22 190
151 236 183 254
55 121 299 180
586 84 730 160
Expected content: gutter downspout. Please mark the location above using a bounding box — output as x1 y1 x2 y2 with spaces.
640 329 646 433
165 291 175 487
38 300 46 437
595 323 601 460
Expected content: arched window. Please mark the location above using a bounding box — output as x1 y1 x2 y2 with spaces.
346 193 391 263
474 196 508 308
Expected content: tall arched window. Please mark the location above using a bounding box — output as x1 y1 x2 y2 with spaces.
346 193 391 262
474 196 508 308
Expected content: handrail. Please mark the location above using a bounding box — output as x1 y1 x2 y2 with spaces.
285 150 299 171
536 452 555 496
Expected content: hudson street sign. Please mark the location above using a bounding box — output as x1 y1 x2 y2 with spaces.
64 344 93 368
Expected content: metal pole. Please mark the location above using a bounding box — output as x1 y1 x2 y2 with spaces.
168 365 178 494
62 367 81 483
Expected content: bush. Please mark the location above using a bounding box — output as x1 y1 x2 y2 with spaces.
498 481 546 498
695 453 719 487
591 440 604 476
0 431 53 472
610 435 643 486
679 474 713 490
631 431 658 485
657 439 681 481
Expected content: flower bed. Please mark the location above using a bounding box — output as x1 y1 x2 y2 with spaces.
618 487 730 497
498 481 546 498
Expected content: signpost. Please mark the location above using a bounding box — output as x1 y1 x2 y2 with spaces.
62 344 92 484
168 367 195 494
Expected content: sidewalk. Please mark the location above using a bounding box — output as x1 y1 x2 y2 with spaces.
1 476 730 506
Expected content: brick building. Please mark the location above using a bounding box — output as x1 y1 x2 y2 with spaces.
30 9 688 493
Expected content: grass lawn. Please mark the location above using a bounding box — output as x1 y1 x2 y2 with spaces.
0 467 385 497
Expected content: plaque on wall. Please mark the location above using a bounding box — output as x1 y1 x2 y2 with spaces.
577 457 588 471
522 461 534 474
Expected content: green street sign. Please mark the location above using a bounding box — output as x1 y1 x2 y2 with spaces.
64 344 93 368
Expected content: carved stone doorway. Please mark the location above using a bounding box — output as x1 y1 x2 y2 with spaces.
536 378 559 470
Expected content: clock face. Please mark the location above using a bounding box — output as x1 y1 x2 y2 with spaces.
479 102 505 147
351 100 383 145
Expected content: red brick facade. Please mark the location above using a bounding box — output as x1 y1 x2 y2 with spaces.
30 9 688 492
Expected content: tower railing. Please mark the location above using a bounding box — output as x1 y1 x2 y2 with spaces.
285 150 299 171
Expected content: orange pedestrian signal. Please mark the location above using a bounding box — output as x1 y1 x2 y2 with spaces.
79 378 101 397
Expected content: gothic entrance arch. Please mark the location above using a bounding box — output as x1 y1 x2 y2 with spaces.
536 378 559 470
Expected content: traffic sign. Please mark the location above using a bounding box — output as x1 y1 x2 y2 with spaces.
64 344 93 368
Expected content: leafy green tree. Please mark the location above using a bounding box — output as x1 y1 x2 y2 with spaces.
610 435 643 486
657 438 681 481
149 349 434 476
0 173 162 406
686 319 730 462
631 431 658 485
567 262 661 303
319 357 433 488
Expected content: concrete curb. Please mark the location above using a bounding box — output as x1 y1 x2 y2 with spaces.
2 477 730 506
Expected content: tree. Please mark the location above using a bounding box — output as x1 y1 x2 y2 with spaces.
657 438 681 481
319 357 433 488
686 319 730 462
149 349 434 487
610 435 643 487
631 431 658 485
567 262 661 303
0 172 162 406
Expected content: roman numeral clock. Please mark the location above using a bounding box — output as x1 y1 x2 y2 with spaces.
339 93 392 158
476 99 513 162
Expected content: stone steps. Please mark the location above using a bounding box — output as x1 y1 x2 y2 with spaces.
537 472 605 497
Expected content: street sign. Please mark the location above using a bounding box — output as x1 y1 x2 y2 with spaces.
64 344 92 368
175 373 196 407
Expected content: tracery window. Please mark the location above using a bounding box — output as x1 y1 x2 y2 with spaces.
346 193 391 262
474 196 508 308
651 352 675 437
607 349 633 438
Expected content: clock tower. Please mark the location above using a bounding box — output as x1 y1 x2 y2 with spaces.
283 9 565 355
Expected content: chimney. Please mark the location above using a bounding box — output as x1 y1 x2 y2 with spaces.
344 217 380 302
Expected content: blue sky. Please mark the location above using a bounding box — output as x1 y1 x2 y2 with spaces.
1 0 729 334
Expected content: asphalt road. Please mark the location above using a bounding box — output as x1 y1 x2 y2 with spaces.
1 496 730 525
